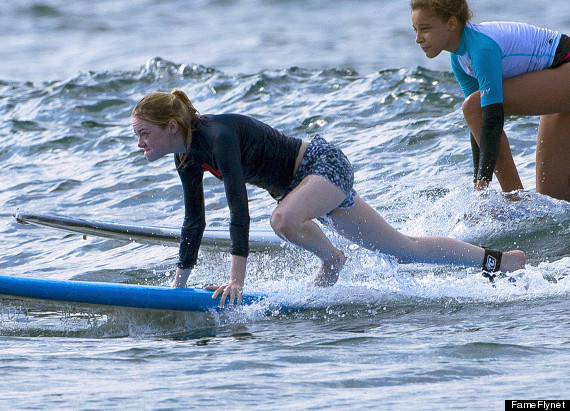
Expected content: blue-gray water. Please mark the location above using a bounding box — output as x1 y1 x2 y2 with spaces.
1 0 569 409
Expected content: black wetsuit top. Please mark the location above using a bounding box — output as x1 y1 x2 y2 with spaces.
175 114 302 269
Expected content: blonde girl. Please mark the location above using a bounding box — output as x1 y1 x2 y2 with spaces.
132 89 526 305
411 0 570 201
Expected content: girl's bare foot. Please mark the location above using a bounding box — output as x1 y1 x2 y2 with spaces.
502 250 526 273
309 250 347 287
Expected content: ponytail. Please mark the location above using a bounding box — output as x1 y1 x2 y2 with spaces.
170 88 199 167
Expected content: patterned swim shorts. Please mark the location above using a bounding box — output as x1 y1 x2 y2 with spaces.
279 135 357 212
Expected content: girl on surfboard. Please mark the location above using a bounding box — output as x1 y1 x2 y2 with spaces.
411 0 570 201
132 89 525 306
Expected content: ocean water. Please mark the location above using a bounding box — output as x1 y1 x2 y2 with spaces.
1 0 569 409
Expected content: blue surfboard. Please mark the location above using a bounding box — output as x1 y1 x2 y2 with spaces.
0 275 275 312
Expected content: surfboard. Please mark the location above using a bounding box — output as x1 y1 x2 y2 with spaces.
14 211 283 251
0 275 279 312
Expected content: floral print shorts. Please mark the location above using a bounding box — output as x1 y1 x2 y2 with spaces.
279 135 357 213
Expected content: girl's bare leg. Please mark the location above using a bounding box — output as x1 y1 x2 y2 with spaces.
271 178 526 286
329 195 526 272
270 175 347 286
536 113 570 200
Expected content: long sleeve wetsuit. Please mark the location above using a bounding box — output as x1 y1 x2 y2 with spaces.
175 114 302 269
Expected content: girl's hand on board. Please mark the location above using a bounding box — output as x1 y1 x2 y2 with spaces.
206 281 243 307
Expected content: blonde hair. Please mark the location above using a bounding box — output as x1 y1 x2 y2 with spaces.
132 88 199 165
410 0 472 24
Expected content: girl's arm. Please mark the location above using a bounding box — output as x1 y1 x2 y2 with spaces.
174 156 206 287
173 267 192 288
465 46 523 191
476 102 504 183
208 131 251 305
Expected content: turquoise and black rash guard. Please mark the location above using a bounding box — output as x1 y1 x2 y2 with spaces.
450 21 562 182
175 114 302 269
